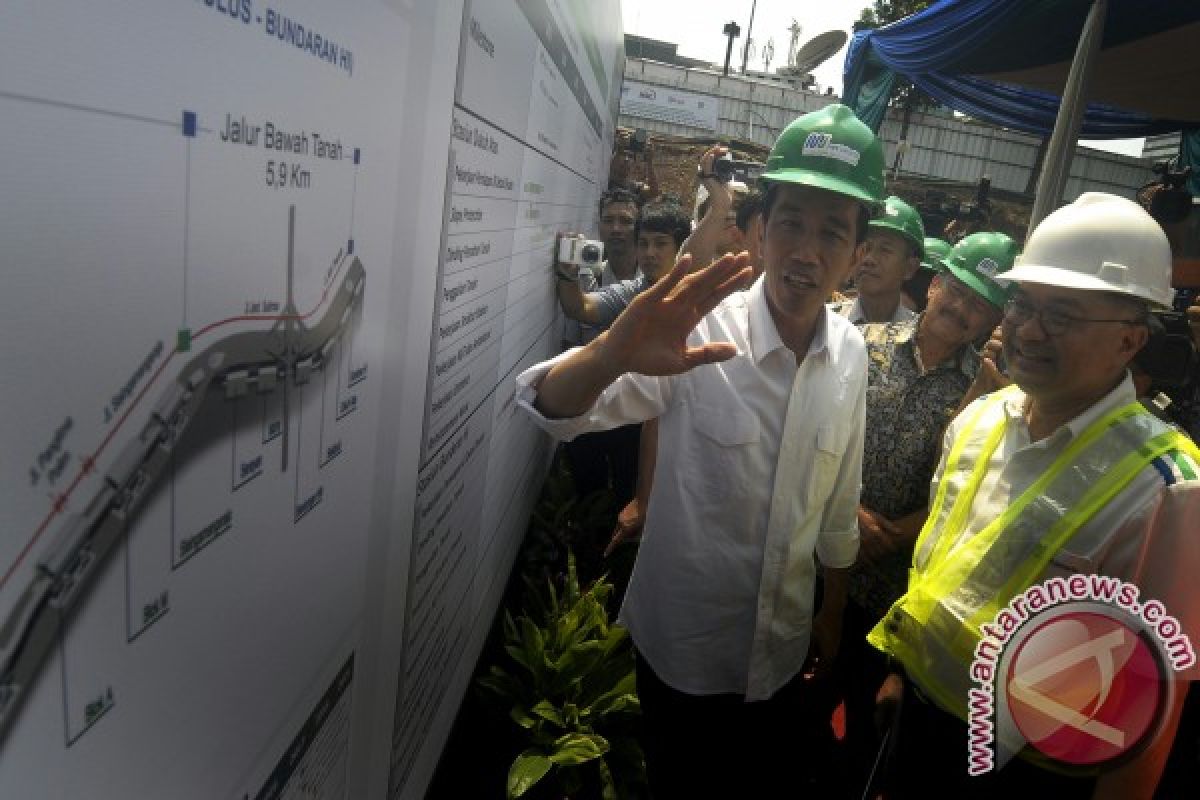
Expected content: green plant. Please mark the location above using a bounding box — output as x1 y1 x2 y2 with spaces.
477 552 644 799
521 456 616 588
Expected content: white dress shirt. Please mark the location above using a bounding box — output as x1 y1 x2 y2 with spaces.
516 276 866 700
920 374 1200 680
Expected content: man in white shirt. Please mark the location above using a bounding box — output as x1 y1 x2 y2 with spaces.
516 104 886 795
870 194 1200 799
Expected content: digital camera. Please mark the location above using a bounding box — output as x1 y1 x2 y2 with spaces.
712 154 764 184
557 236 604 268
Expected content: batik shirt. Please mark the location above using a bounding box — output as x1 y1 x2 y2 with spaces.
850 316 980 618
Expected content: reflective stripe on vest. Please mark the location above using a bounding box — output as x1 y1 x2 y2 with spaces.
868 386 1200 720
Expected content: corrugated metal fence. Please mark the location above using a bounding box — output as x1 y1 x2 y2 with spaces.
619 58 1154 201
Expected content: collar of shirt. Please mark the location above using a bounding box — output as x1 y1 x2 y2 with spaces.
1000 371 1137 445
837 296 915 325
599 260 640 287
746 276 831 365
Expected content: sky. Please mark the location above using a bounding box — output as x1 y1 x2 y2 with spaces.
618 0 1145 158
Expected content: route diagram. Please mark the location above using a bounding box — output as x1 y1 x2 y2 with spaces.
0 201 365 743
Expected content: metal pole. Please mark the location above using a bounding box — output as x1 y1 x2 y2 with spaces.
741 0 758 75
1026 0 1108 237
722 21 741 76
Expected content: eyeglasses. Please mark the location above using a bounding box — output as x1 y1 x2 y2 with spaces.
1003 295 1142 337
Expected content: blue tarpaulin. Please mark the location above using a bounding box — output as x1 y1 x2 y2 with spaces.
843 0 1200 138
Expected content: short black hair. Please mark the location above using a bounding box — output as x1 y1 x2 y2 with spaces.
636 202 692 249
735 190 764 233
599 187 639 216
760 182 871 244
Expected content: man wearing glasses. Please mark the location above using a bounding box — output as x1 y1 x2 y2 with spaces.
869 193 1200 798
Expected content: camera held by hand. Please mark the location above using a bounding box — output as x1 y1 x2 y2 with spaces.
558 235 605 268
710 153 764 184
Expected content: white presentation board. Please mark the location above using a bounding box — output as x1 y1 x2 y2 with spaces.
387 1 624 795
0 1 623 798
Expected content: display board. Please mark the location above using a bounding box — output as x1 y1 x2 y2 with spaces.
387 1 624 795
0 1 623 798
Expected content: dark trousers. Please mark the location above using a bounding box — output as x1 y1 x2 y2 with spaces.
635 650 836 799
824 600 891 798
883 679 1097 799
562 423 641 506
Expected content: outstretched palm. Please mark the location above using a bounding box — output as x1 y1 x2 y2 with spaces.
599 251 755 376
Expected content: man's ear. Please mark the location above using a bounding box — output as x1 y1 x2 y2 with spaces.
903 255 920 281
926 273 943 304
1120 321 1151 359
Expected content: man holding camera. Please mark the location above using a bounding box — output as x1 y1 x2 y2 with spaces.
555 202 691 505
559 188 641 350
554 202 691 331
517 104 884 795
870 193 1200 799
679 144 756 271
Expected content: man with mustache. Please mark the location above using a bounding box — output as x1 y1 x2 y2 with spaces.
516 104 883 795
827 231 1015 788
833 195 924 324
870 194 1200 798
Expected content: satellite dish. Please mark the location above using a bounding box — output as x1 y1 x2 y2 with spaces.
789 30 848 75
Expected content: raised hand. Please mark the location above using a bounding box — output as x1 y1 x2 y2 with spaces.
534 251 754 420
594 251 755 378
604 498 644 557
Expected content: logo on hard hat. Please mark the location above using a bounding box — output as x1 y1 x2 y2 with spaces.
801 132 861 167
976 257 1000 279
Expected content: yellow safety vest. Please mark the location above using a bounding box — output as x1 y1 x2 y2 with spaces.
868 386 1200 721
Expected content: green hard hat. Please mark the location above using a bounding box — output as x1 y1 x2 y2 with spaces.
922 237 952 271
869 196 925 256
941 231 1018 309
760 103 885 212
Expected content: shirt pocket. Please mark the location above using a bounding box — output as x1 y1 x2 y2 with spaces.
808 422 848 507
688 402 760 506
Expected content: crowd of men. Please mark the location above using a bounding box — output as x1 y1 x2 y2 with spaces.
517 104 1200 799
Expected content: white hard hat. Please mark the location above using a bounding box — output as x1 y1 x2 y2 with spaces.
1003 192 1174 308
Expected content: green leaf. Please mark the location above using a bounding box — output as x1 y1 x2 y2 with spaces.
504 644 532 674
507 751 553 798
586 670 640 717
597 757 617 800
530 700 564 727
564 551 581 605
476 666 521 699
549 732 609 766
519 616 545 669
551 640 608 694
510 704 538 730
